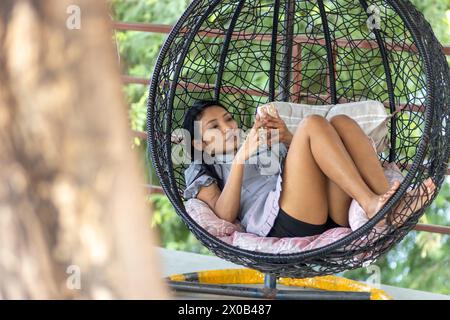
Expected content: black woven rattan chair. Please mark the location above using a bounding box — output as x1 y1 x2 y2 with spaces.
146 0 449 298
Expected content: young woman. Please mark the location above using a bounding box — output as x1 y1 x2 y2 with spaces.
182 99 436 238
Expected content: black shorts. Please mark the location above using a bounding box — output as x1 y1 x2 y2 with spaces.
267 207 343 238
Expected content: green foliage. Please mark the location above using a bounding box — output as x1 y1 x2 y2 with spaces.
410 0 450 45
111 0 450 295
149 194 212 255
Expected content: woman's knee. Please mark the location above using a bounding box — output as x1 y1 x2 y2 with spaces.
329 114 356 130
295 114 330 136
293 114 334 142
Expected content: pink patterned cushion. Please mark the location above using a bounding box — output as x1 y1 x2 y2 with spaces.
185 200 244 237
184 162 405 254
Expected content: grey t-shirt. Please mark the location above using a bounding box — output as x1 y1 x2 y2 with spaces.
183 142 288 236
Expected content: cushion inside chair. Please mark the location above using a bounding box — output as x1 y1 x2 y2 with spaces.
184 162 405 254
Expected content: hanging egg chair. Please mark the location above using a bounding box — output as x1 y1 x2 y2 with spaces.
146 0 449 283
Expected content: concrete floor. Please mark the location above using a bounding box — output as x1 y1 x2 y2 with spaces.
155 247 450 300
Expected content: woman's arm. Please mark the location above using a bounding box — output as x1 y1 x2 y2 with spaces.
209 158 245 222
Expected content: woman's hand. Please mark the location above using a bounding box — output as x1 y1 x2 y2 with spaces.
260 108 293 147
235 113 265 163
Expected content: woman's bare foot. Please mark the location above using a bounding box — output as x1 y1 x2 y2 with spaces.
365 178 436 229
365 180 401 228
387 177 437 227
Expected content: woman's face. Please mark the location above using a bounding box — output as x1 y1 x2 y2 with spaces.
193 105 240 156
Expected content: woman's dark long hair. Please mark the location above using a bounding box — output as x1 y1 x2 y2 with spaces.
182 99 226 190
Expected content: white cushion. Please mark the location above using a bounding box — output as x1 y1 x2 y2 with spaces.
258 100 398 153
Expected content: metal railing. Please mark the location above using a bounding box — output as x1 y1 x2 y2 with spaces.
115 22 450 236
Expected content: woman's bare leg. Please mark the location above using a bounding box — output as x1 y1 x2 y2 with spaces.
330 115 390 195
279 114 385 225
278 117 328 225
326 179 352 226
325 114 391 226
326 114 436 227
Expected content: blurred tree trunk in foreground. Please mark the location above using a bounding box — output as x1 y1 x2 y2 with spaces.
0 0 168 299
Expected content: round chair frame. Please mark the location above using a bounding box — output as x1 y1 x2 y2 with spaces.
147 0 449 279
